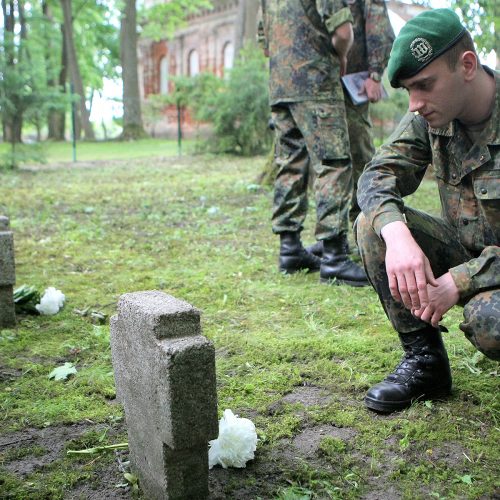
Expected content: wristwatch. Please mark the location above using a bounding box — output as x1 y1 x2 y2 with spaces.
369 71 382 83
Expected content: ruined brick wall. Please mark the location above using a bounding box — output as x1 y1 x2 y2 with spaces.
139 0 239 138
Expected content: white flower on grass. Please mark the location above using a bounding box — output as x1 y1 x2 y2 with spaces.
207 206 220 216
36 287 65 315
208 409 257 469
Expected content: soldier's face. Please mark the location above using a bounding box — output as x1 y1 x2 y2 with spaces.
400 57 466 128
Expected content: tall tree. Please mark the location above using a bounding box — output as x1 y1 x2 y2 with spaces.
1 0 119 145
120 0 146 139
120 0 211 140
60 0 95 139
1 0 27 142
42 0 67 140
1 0 65 164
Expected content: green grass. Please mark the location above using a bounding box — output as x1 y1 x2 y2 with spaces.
0 138 195 163
0 154 498 499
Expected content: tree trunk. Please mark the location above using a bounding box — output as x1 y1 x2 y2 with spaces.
1 0 9 141
44 2 66 140
3 113 23 144
234 0 260 57
120 0 147 140
1 0 23 143
60 0 95 140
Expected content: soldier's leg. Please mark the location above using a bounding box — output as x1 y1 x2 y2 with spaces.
305 98 372 257
355 208 472 412
271 104 320 273
290 101 352 240
290 100 368 286
356 207 472 332
461 290 500 360
271 104 309 234
344 97 375 225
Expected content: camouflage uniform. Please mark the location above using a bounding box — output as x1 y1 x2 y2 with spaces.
356 68 500 360
344 0 394 222
261 0 354 240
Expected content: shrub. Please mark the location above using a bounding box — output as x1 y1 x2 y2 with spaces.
0 143 46 170
194 44 272 156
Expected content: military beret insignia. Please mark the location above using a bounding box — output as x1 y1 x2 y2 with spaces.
410 38 433 63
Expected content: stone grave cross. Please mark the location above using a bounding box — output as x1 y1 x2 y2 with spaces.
0 216 16 328
110 291 218 499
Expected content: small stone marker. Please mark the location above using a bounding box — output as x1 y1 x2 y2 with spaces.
0 216 16 328
110 291 218 500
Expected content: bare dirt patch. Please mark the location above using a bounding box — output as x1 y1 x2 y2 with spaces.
0 422 131 498
0 395 480 499
361 484 401 500
64 450 131 500
425 441 469 468
0 367 22 382
292 424 357 458
267 385 334 417
209 456 284 500
1 423 108 476
282 386 332 407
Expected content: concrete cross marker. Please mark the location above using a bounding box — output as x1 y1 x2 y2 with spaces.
0 216 16 328
110 291 218 499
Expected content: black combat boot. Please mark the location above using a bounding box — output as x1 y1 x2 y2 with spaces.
365 327 452 413
306 240 359 257
319 234 368 286
305 240 323 257
279 231 321 274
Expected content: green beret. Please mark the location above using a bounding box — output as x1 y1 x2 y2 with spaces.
387 9 466 88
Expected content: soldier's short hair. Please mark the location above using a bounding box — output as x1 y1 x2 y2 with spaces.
443 31 477 71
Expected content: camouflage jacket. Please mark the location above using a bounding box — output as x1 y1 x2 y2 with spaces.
358 68 500 299
346 0 394 75
260 0 353 104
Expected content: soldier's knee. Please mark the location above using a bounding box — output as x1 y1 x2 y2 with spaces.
354 212 367 236
460 290 500 361
354 213 377 249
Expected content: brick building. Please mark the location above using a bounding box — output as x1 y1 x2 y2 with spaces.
138 0 425 137
138 0 239 137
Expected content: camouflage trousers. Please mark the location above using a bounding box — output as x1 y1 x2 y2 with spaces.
344 95 375 224
356 207 500 360
271 100 353 240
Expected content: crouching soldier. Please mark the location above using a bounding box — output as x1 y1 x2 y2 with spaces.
355 9 499 412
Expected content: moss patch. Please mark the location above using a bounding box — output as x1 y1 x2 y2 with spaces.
0 155 498 498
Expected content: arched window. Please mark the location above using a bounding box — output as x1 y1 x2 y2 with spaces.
159 56 169 94
188 50 199 76
222 42 234 76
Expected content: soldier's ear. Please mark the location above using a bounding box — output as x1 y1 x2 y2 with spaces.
461 51 477 81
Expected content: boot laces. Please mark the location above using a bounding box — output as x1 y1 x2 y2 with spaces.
385 349 427 384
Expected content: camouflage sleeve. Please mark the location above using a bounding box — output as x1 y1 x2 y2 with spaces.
257 20 268 54
316 0 353 34
449 246 500 299
357 112 431 236
365 0 395 74
258 0 268 54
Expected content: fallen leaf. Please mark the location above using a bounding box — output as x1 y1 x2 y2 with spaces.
48 362 77 381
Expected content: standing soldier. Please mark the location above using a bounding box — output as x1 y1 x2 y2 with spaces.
356 9 499 412
344 0 394 223
308 0 394 259
260 0 369 286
